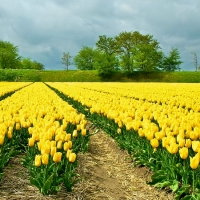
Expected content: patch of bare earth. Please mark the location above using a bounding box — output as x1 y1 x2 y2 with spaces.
0 123 174 200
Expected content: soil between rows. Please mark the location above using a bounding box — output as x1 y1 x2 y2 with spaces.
0 123 174 200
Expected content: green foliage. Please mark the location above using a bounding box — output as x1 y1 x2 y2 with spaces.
20 57 44 70
62 52 72 70
132 41 163 71
1 69 200 83
161 48 183 71
94 52 119 77
0 40 21 69
96 35 117 55
73 46 97 70
115 31 163 72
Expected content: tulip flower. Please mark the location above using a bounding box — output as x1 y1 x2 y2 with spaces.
192 141 200 153
64 142 70 151
178 139 185 148
65 134 71 141
69 153 76 163
35 155 42 167
73 130 78 137
167 143 179 154
53 152 62 162
81 129 87 136
150 138 159 148
42 153 49 165
190 155 199 170
57 140 63 149
15 123 21 130
162 137 168 148
117 128 121 134
7 130 12 139
179 147 188 160
50 146 57 157
185 139 192 148
68 141 72 149
66 150 72 158
0 135 4 145
28 137 35 147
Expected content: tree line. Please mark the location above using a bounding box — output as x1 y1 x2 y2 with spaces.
0 40 44 70
63 31 183 77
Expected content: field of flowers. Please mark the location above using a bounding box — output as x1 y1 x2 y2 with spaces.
1 82 200 199
0 82 89 195
47 82 200 200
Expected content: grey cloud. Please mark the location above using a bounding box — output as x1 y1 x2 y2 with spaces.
0 0 199 70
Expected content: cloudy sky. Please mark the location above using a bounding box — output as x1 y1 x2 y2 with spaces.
0 0 199 70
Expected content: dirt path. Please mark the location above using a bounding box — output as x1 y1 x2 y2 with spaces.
0 124 174 200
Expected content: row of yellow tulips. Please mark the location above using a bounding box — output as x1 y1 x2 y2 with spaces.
0 82 31 98
0 82 89 165
47 82 200 169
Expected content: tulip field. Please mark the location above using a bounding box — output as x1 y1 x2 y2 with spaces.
1 82 200 199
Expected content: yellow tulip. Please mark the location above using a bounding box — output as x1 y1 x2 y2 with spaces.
162 137 168 148
35 155 42 167
53 152 62 162
190 131 198 141
73 130 78 137
0 135 4 145
150 138 159 148
57 140 63 149
7 130 12 139
138 128 145 137
190 155 199 170
15 123 21 130
28 137 35 147
178 139 185 148
63 142 70 151
42 153 49 165
185 139 192 148
117 128 121 134
50 146 57 157
146 131 154 141
65 134 71 141
167 143 179 154
69 153 76 163
68 140 72 149
81 129 87 136
179 147 188 160
76 124 81 131
66 149 72 158
51 140 56 148
192 141 200 153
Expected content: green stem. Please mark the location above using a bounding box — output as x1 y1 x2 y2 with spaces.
193 170 195 195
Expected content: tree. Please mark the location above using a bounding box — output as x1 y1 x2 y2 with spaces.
161 48 182 71
20 57 44 70
95 35 119 76
94 51 119 77
131 39 163 71
96 35 117 55
74 46 97 70
32 60 44 70
20 57 33 69
62 52 72 70
115 31 163 72
0 40 21 69
191 52 198 72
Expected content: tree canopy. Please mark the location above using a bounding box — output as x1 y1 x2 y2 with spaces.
72 31 183 76
161 48 182 71
73 46 97 70
0 40 45 70
0 40 21 69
